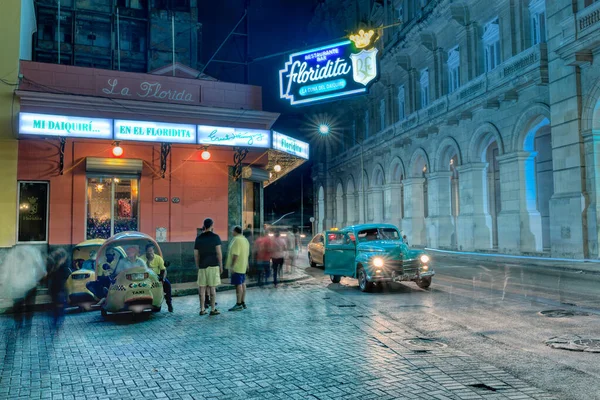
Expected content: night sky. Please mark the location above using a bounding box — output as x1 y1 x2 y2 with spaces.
199 0 323 225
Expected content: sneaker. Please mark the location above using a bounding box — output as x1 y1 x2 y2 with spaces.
199 309 207 316
228 304 243 312
241 303 247 309
209 309 220 316
168 304 174 313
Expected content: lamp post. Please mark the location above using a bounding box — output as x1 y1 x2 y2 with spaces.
318 124 366 224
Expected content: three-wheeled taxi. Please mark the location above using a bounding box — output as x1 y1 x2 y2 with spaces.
65 239 107 309
95 232 164 317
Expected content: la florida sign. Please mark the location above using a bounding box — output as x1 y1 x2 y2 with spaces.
279 30 379 106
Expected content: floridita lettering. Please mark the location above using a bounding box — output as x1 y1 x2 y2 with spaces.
281 138 303 153
119 125 192 138
208 129 265 146
284 59 351 98
102 78 194 102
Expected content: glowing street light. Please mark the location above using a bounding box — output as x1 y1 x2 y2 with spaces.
318 124 330 135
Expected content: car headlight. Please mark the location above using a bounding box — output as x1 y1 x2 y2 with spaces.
372 257 384 268
420 255 430 264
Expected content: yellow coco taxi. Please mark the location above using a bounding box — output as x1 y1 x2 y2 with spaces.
95 232 165 317
65 239 127 310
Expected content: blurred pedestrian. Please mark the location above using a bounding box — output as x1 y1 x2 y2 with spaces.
47 248 71 330
227 226 250 311
196 226 214 307
271 230 287 288
0 246 46 330
253 231 272 287
286 227 297 273
403 235 409 246
142 243 173 312
194 218 223 316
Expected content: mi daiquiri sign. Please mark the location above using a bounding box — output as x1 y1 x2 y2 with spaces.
279 30 379 106
19 113 113 139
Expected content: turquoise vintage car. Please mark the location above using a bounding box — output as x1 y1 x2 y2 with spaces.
323 224 434 292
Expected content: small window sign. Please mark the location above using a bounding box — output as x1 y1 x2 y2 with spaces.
17 181 49 243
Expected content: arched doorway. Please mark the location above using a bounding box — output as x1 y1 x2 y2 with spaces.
433 138 462 249
523 118 553 250
317 185 325 234
404 149 429 246
335 181 344 228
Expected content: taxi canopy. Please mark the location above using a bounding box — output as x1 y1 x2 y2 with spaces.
95 231 162 277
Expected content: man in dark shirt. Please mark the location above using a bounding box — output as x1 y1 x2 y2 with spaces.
194 218 223 316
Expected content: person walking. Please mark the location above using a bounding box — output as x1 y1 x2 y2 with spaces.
142 243 173 312
253 231 272 287
47 249 71 330
194 218 223 316
286 228 296 274
271 230 287 288
227 226 250 311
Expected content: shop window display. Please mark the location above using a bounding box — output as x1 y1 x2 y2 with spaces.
87 177 138 239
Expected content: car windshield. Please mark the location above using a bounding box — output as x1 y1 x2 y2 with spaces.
357 228 400 242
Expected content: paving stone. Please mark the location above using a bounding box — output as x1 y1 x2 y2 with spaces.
0 282 554 400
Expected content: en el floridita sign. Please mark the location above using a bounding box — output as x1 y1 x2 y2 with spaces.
279 30 379 106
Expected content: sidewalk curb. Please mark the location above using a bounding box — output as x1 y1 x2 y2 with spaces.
0 273 312 315
171 274 311 297
427 248 600 275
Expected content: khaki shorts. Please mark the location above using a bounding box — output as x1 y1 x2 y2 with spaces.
197 266 221 287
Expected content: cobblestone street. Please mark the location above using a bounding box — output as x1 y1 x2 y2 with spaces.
1 277 554 400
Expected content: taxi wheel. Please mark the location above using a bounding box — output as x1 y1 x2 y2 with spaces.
330 275 341 284
358 268 373 293
416 277 432 289
309 253 317 269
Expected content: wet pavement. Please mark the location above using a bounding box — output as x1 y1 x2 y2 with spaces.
1 255 598 399
304 257 600 400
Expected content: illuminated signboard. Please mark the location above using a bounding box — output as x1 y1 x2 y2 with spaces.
272 131 309 160
279 30 379 106
19 112 112 139
114 120 196 144
197 125 271 148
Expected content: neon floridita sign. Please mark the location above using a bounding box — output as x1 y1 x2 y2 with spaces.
279 30 379 106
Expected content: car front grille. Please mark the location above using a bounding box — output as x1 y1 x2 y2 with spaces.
386 259 420 274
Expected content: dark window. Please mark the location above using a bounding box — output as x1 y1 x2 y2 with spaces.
76 16 111 48
154 0 190 11
18 182 49 243
117 0 148 9
120 20 147 52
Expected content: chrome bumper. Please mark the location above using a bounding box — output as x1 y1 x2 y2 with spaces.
369 269 435 282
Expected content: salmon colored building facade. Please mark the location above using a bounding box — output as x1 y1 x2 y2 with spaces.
14 61 308 281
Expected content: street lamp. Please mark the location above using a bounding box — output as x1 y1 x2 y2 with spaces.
318 125 366 224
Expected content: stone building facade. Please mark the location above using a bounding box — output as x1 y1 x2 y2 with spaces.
310 0 600 258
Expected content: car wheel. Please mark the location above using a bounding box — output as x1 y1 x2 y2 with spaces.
152 306 162 313
100 308 107 318
358 267 373 293
416 276 432 289
309 253 317 268
330 275 341 283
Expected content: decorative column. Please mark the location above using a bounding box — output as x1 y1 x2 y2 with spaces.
344 192 358 226
456 163 493 251
369 188 384 222
384 183 403 228
403 178 426 246
497 151 543 253
425 172 454 249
